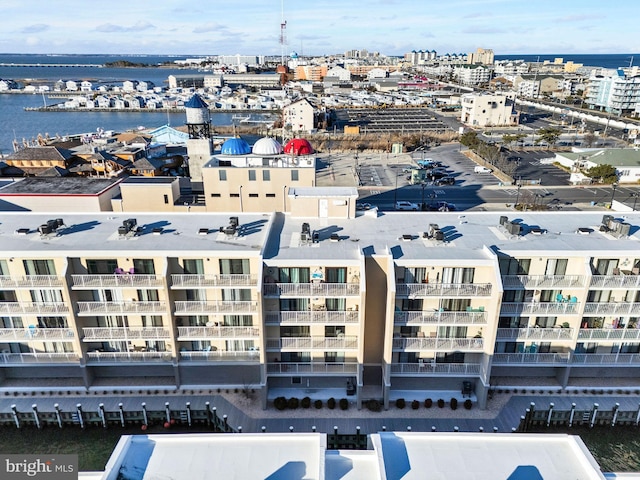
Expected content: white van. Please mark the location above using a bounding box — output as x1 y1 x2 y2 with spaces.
474 165 493 173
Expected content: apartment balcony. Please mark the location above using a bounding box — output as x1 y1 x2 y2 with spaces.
179 350 260 362
86 351 172 363
170 274 258 288
77 301 166 316
0 352 80 364
390 362 481 376
500 302 579 316
578 328 640 342
177 326 260 340
174 301 258 315
0 275 65 289
266 362 358 375
71 274 164 289
266 336 358 350
0 302 70 315
589 275 640 289
0 328 75 341
394 310 487 325
571 353 640 365
263 283 359 297
264 311 360 325
501 274 586 290
492 353 570 365
82 327 171 342
395 283 492 297
496 327 574 341
583 302 640 316
392 337 484 351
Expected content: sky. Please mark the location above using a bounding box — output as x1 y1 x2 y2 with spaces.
2 0 638 56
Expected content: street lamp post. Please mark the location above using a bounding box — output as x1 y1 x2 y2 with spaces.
610 182 619 208
514 181 522 209
632 193 639 212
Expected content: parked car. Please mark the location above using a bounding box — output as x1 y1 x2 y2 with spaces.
435 176 455 186
474 165 493 173
356 202 372 211
395 201 420 211
427 201 456 211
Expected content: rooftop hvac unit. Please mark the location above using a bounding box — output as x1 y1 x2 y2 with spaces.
499 216 509 226
118 225 129 236
428 223 440 237
38 224 53 235
301 223 311 235
506 221 521 236
617 222 631 237
312 232 320 243
434 230 445 241
229 216 239 228
330 233 340 242
602 215 614 226
402 234 413 241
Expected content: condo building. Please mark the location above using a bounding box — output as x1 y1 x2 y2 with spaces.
0 209 638 409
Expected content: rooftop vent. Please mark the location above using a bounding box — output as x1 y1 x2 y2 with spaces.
198 228 209 235
530 228 544 235
301 223 312 243
499 216 509 226
152 227 163 235
15 228 30 235
330 233 340 242
221 217 239 236
402 234 413 241
312 231 320 243
577 227 592 235
38 218 65 236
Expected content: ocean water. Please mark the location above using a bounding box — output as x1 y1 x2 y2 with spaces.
494 53 638 69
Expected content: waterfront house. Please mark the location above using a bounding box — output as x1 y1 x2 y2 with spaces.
80 81 93 92
65 80 78 91
123 80 138 92
2 146 80 175
282 98 315 133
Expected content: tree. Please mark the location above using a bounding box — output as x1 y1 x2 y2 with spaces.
460 131 480 148
535 128 562 149
584 164 618 184
502 133 527 149
583 133 596 148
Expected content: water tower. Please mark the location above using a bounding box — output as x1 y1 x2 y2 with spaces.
185 94 213 192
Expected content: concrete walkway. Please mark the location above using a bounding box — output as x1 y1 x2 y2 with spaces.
1 393 637 435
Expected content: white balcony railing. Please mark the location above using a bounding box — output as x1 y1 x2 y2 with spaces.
578 328 640 341
0 302 70 315
71 274 164 289
0 352 79 364
502 275 586 289
179 350 260 362
571 353 640 365
264 311 360 325
496 327 574 341
267 362 358 375
266 336 358 350
0 275 65 288
82 327 171 341
77 301 166 315
171 274 258 288
177 326 260 339
500 302 579 316
590 275 640 289
0 328 75 341
492 353 570 365
583 302 640 316
174 301 258 314
390 362 481 375
396 283 492 297
263 283 360 297
86 351 172 363
394 310 487 325
393 337 484 351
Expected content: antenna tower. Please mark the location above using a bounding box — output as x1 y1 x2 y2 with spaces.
280 0 287 65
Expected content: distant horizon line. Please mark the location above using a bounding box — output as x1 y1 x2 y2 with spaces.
0 52 638 57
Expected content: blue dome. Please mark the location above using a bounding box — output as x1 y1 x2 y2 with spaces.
221 137 251 155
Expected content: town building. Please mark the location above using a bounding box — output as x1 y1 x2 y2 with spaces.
467 48 494 66
282 98 316 133
454 65 492 86
460 93 517 127
1 210 639 410
586 70 640 116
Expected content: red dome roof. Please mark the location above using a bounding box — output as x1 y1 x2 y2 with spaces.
284 138 314 155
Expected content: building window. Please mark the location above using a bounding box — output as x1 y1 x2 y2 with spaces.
291 170 299 181
163 194 169 204
230 193 240 198
219 170 227 181
266 193 276 198
133 259 155 274
248 170 256 181
263 170 271 181
249 193 258 198
210 193 221 197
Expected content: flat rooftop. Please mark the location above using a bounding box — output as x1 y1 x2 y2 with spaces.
0 212 273 255
99 432 609 480
0 177 121 195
